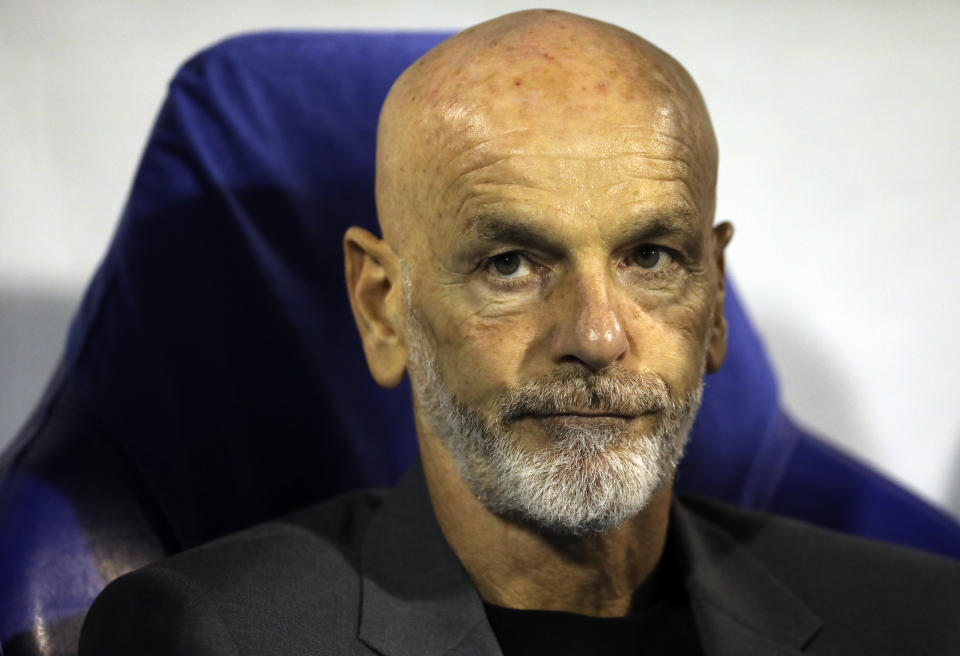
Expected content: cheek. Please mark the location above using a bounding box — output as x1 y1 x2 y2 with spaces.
625 287 713 391
431 306 542 403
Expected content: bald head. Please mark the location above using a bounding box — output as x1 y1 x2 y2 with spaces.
375 10 718 255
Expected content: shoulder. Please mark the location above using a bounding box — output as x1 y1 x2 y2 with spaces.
156 486 386 588
678 495 960 646
80 488 387 656
679 494 960 576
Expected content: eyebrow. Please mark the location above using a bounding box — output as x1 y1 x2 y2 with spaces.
618 210 699 243
467 215 566 254
463 210 701 254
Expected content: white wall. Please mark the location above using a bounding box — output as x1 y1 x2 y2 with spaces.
2 0 958 518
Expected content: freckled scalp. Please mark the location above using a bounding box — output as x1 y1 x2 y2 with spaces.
375 9 718 257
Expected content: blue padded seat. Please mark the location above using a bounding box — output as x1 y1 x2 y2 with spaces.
1 31 958 656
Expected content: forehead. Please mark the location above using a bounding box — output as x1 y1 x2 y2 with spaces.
376 16 719 252
429 114 708 235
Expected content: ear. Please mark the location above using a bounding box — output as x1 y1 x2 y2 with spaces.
344 227 407 388
706 221 734 374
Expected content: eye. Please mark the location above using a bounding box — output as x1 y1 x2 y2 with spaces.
485 252 534 279
627 244 672 270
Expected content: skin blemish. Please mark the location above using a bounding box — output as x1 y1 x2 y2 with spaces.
596 82 608 94
514 79 523 87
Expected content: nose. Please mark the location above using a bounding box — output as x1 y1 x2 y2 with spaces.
549 268 629 371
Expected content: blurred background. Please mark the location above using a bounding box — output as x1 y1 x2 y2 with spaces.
1 0 958 519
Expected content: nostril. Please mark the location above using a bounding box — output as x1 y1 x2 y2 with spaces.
557 354 587 367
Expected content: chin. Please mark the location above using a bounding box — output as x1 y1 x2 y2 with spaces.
464 419 686 537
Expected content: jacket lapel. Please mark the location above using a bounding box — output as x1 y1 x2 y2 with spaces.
672 500 823 656
358 463 822 656
358 461 502 656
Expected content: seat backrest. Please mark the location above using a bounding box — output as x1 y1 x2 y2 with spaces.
2 31 957 656
57 32 446 550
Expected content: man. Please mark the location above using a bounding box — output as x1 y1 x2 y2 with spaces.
80 10 959 655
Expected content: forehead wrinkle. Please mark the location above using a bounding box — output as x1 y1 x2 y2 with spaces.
450 187 551 228
443 163 547 223
441 147 694 201
450 167 697 198
440 156 534 202
445 162 700 230
440 124 698 167
612 173 703 220
443 151 687 201
432 126 703 218
597 169 692 196
437 126 536 171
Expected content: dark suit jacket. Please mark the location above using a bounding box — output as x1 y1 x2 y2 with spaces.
80 462 960 655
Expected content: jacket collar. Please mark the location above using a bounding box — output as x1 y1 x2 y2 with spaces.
671 501 822 655
359 462 822 656
359 461 502 656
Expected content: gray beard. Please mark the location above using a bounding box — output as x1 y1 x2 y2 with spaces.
404 302 704 537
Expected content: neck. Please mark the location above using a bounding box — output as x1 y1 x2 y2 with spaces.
419 435 672 618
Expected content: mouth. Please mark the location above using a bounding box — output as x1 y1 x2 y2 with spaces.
522 407 657 419
517 410 656 426
536 412 632 419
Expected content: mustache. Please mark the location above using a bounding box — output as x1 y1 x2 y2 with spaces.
497 369 670 421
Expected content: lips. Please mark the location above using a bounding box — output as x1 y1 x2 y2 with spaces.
517 409 647 426
535 411 633 419
523 407 657 419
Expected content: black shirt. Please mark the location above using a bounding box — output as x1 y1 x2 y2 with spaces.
483 532 703 655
